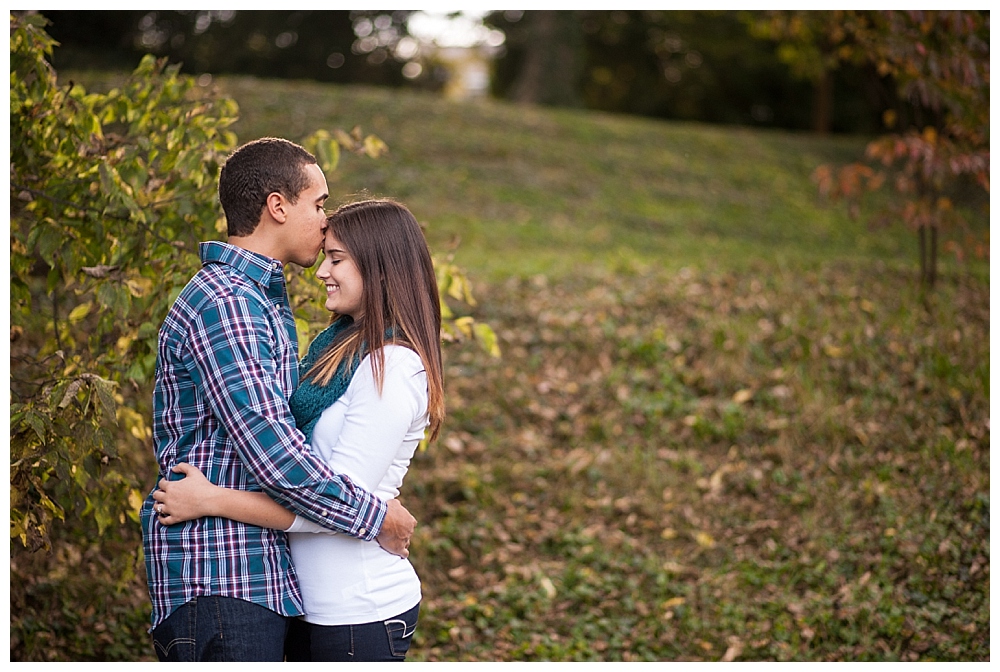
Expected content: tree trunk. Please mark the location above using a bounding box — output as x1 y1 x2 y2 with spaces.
919 225 927 285
918 224 939 289
510 11 583 107
813 68 833 134
929 224 938 288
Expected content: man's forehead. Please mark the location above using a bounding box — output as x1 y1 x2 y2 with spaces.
304 163 327 187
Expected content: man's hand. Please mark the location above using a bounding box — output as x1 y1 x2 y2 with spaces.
377 498 417 558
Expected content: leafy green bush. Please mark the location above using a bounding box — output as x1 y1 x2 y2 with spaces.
10 13 239 659
11 11 239 554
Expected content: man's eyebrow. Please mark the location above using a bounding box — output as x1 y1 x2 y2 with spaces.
317 192 329 203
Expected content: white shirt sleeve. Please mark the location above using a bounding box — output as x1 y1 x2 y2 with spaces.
286 515 330 534
285 346 428 534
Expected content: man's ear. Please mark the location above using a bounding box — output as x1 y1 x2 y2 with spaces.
265 192 287 223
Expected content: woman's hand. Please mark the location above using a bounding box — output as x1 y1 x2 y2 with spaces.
152 463 220 525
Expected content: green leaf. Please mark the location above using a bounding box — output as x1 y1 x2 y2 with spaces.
35 222 61 268
95 281 131 314
67 301 92 324
453 316 475 338
473 322 502 358
24 410 48 442
89 375 119 423
447 274 466 302
317 137 341 174
137 321 159 340
363 134 388 158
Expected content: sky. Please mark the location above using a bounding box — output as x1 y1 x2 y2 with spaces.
407 9 502 48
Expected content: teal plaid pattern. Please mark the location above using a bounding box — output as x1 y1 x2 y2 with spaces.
141 241 386 630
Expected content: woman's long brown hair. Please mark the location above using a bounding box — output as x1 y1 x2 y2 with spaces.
304 199 445 441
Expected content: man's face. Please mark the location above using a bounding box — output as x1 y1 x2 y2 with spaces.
283 163 330 268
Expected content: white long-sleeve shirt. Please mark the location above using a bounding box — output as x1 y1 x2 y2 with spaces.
285 345 427 625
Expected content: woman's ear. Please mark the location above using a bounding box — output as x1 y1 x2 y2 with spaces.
265 192 287 223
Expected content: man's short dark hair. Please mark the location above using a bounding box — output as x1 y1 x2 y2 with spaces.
218 137 318 237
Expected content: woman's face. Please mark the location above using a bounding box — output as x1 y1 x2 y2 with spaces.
315 229 364 319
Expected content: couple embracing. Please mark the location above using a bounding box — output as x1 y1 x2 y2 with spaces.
140 137 444 661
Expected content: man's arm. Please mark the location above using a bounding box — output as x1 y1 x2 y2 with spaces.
154 463 416 557
182 295 397 542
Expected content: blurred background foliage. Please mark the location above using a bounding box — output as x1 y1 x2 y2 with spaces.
487 9 883 133
42 10 429 90
40 10 989 282
9 9 989 662
42 9 911 133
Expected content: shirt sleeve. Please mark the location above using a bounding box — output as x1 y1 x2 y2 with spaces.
183 293 386 541
285 514 333 535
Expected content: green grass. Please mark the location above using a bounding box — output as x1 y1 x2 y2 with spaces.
404 264 988 661
218 77 938 281
21 73 987 662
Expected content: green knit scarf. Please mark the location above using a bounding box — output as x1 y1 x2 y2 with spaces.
289 315 363 441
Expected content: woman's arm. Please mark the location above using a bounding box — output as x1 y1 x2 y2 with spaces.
153 462 295 530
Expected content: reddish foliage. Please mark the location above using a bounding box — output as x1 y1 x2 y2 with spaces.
803 11 989 270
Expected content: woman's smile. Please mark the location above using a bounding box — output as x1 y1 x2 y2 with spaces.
316 230 364 318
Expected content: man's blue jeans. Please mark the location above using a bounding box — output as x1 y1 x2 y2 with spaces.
150 595 289 661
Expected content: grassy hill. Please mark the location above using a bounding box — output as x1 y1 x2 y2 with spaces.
28 73 986 662
219 77 935 280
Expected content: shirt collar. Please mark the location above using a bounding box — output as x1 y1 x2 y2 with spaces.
199 241 283 288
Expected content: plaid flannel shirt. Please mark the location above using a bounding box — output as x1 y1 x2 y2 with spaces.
141 241 386 630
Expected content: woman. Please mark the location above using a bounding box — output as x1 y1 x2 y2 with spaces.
153 199 445 661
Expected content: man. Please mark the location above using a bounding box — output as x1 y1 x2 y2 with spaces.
141 137 416 661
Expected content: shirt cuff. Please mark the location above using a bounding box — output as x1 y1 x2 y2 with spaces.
349 490 387 542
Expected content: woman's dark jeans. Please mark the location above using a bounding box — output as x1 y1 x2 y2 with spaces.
285 602 420 661
151 595 289 661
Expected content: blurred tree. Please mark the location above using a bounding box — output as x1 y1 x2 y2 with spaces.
491 10 584 107
487 10 891 132
42 10 431 88
808 10 988 288
743 10 858 134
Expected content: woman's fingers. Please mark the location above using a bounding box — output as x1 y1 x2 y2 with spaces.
171 462 198 476
151 496 174 523
150 463 214 524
